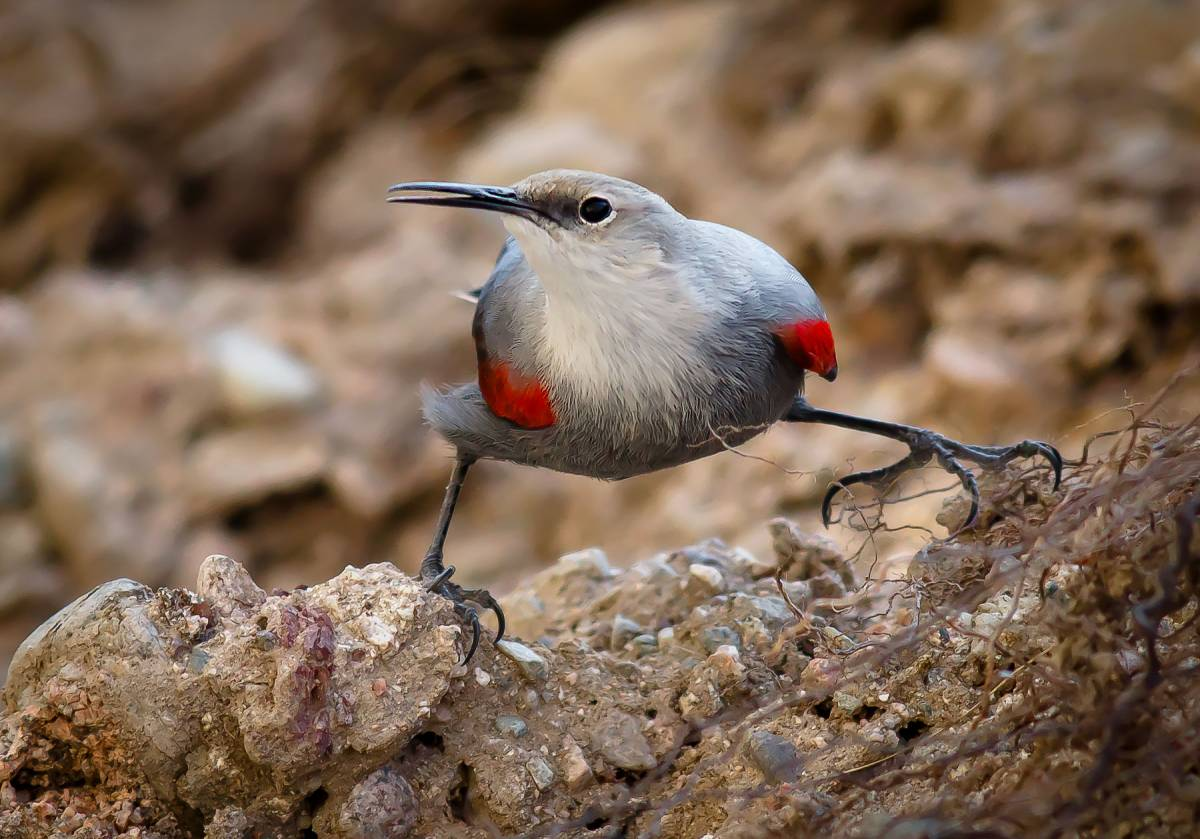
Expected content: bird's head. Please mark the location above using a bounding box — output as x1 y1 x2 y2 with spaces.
387 170 683 283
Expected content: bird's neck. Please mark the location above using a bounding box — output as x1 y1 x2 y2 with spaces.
512 232 715 422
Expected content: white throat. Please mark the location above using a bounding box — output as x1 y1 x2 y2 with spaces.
504 220 715 429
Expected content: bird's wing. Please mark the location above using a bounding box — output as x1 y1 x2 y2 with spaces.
693 220 838 380
469 238 556 428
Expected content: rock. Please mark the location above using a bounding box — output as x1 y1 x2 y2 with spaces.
185 425 328 514
27 407 175 585
3 563 461 829
610 614 643 649
204 329 321 418
688 563 725 593
769 519 856 597
745 730 802 784
206 806 252 838
701 626 740 653
706 645 746 684
495 715 529 738
559 735 594 791
526 756 556 792
630 634 658 657
502 548 618 641
833 690 864 716
195 555 266 620
496 639 550 682
591 710 657 772
329 765 417 839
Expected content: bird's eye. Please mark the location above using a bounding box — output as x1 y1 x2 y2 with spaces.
578 196 613 224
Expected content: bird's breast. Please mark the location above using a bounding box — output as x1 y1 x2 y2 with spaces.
535 284 715 434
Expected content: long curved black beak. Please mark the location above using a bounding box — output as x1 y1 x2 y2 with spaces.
386 181 547 224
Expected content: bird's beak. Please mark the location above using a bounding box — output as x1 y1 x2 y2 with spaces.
386 181 549 224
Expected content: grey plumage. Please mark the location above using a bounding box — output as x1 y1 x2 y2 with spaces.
386 169 1062 665
420 171 826 479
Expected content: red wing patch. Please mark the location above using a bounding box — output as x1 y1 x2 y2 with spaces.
777 319 839 381
478 357 556 429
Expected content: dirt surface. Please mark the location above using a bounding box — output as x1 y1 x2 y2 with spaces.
1 404 1197 837
2 0 1200 675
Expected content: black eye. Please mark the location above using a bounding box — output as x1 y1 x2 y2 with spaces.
578 196 612 224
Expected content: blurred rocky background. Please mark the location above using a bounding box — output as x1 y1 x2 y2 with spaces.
1 0 1199 671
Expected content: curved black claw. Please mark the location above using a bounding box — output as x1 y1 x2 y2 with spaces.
421 562 504 666
822 432 1062 531
820 450 930 528
460 587 506 646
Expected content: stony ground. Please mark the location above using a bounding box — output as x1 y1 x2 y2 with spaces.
3 0 1200 672
1 407 1196 837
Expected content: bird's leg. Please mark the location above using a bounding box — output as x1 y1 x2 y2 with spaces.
421 455 506 665
784 398 1062 529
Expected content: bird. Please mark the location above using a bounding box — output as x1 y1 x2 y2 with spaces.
387 170 1062 663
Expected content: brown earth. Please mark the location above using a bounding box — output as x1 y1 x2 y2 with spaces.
2 0 1198 674
1 404 1197 837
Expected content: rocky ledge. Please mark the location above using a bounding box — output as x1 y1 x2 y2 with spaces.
1 417 1198 838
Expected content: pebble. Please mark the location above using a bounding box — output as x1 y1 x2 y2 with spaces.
630 634 658 657
495 715 528 738
610 614 642 649
833 690 864 715
688 563 725 592
556 547 616 580
496 639 549 681
657 626 676 648
196 555 266 619
701 625 740 653
706 645 746 685
745 730 802 783
205 328 321 417
337 765 417 838
591 710 657 771
560 736 594 791
527 756 556 791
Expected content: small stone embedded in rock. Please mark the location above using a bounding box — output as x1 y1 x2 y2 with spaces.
834 690 864 715
557 547 616 580
496 639 550 681
745 729 802 784
688 563 725 592
630 634 658 656
527 756 556 792
591 710 657 772
702 625 740 653
495 715 528 738
334 764 417 838
196 554 266 619
769 519 855 594
560 735 594 791
610 614 642 648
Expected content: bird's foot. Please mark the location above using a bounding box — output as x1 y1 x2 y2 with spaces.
821 431 1062 530
420 557 506 666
